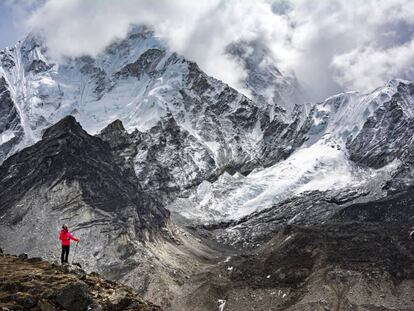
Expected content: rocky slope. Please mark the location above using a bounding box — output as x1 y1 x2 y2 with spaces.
0 116 173 304
175 188 414 310
0 115 169 240
0 116 224 309
0 250 163 311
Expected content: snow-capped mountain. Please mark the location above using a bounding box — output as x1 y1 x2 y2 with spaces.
0 26 314 200
0 26 280 173
97 115 217 200
2 24 414 226
2 25 414 226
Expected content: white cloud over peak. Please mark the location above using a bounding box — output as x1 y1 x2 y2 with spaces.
23 0 414 100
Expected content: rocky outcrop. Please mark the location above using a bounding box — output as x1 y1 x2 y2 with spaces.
0 253 163 311
55 281 93 311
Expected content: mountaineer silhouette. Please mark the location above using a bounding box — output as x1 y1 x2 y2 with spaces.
59 224 79 264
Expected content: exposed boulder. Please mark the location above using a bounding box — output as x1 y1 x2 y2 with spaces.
55 281 93 311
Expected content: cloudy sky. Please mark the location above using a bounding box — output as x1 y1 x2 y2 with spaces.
1 0 414 101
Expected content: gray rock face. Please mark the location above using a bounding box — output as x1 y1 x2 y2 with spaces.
259 104 312 167
115 48 166 79
0 116 174 285
348 94 413 168
346 81 414 192
55 281 93 311
98 115 217 200
0 116 168 235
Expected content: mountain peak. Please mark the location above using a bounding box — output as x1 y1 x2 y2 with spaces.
41 115 85 140
226 39 308 118
100 119 126 134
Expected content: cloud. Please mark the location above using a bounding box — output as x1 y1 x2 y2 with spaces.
332 41 414 92
25 0 414 100
0 0 44 48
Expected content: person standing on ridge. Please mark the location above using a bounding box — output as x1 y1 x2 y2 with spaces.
59 224 79 264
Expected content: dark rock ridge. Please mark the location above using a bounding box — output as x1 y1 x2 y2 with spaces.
337 186 414 223
212 185 414 249
0 115 169 237
98 115 217 199
0 252 163 311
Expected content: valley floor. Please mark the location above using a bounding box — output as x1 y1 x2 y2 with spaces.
159 221 414 311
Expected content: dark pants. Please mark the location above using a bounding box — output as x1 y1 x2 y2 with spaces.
61 245 70 264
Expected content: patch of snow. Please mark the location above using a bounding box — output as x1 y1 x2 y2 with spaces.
218 299 226 311
0 130 15 144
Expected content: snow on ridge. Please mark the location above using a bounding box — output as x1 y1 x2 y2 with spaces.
168 139 373 223
168 79 413 223
0 130 15 144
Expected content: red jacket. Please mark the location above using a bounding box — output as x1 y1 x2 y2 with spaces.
59 229 79 246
